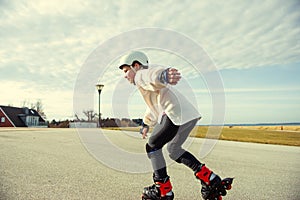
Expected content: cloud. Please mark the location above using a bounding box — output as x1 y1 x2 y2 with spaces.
182 0 300 69
2 1 299 73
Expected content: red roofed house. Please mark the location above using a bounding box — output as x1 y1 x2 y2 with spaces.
0 105 47 127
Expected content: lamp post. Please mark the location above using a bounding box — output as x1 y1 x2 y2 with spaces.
96 84 104 127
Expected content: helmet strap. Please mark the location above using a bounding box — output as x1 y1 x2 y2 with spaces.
130 65 137 73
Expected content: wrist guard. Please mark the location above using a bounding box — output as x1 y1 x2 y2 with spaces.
159 68 170 84
140 122 149 134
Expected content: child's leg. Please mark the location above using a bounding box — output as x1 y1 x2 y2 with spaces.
146 115 179 179
167 119 233 199
142 115 179 199
167 118 201 171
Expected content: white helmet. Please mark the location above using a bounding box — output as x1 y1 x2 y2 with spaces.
119 51 149 69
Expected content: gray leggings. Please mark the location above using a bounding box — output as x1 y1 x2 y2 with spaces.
146 115 201 180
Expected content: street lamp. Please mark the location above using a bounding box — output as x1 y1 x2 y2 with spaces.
96 84 104 127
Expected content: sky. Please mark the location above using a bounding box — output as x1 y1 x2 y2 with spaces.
0 0 300 124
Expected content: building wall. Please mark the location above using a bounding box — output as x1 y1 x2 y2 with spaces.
0 109 14 127
69 122 97 128
26 116 39 127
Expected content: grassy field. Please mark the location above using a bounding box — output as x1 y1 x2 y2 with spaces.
105 126 300 146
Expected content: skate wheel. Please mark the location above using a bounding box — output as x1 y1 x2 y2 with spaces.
219 189 227 196
226 184 232 190
221 178 234 189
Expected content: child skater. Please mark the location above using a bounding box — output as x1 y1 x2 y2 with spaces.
118 51 233 200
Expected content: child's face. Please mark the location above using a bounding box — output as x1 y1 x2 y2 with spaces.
122 65 136 84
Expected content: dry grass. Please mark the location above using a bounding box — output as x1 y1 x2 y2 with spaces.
105 126 300 146
190 126 300 146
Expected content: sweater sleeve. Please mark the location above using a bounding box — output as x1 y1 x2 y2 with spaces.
134 67 167 91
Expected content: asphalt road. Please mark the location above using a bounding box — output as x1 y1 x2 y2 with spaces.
0 128 299 200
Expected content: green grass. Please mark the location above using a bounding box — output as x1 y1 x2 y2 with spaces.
104 126 300 146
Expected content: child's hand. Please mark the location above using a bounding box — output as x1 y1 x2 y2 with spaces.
167 68 181 85
140 123 149 139
141 127 148 139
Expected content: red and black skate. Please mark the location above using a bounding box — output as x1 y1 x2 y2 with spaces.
202 177 234 200
195 165 234 200
141 176 174 200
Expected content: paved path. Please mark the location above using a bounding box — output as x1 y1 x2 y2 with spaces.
0 128 299 200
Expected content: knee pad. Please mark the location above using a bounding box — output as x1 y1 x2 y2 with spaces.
146 143 158 153
146 143 161 159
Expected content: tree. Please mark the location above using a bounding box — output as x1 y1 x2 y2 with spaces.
21 100 30 108
21 99 46 120
35 99 44 114
83 110 97 122
74 114 80 121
